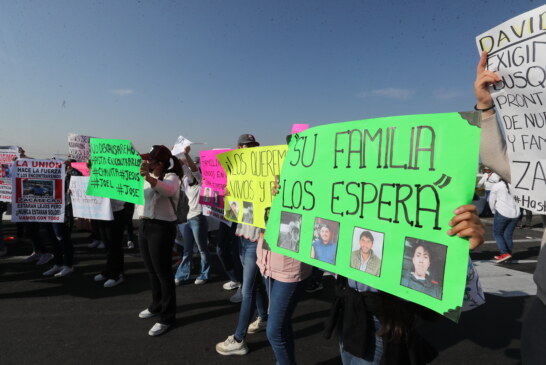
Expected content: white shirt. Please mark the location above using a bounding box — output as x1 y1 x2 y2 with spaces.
477 172 500 191
139 172 181 221
489 181 520 219
181 165 203 220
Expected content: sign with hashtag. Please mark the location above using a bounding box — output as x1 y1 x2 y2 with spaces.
86 138 144 205
476 4 546 214
264 112 481 320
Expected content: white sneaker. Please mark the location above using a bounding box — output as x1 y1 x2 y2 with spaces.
194 278 207 285
148 323 171 337
223 281 241 290
104 275 124 288
215 335 249 356
247 317 267 334
97 242 105 249
36 253 54 266
43 265 62 276
88 240 101 248
127 240 134 249
54 266 74 277
139 309 158 319
94 273 107 281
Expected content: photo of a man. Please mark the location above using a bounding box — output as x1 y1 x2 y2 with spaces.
350 229 383 277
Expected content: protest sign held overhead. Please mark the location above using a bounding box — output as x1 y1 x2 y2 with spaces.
70 176 113 220
11 159 65 222
218 145 287 229
264 113 481 320
68 133 92 162
199 149 233 225
0 146 19 202
476 4 546 213
86 138 144 205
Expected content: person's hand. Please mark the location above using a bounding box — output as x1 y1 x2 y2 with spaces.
271 175 280 196
184 145 191 155
223 187 230 197
474 51 501 117
447 204 484 250
139 161 150 177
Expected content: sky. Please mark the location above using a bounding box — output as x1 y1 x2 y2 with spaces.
0 0 541 158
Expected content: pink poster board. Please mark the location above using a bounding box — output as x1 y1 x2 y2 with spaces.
290 124 309 134
199 149 232 209
71 162 90 176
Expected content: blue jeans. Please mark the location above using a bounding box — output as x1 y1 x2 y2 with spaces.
339 316 383 365
234 237 268 341
175 214 210 281
493 212 519 254
265 277 306 365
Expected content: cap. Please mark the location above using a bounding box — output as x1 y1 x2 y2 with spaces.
237 134 259 146
140 145 172 163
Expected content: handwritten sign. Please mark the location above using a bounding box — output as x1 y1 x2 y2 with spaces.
476 4 546 213
218 145 287 229
264 113 481 319
11 159 65 222
68 133 92 162
70 176 113 220
199 149 231 209
0 146 19 202
86 138 144 205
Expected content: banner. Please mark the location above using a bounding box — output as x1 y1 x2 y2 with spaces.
68 133 92 162
11 159 65 222
86 138 144 205
70 176 113 220
218 145 287 229
0 146 19 202
264 113 481 319
476 4 546 213
199 149 232 209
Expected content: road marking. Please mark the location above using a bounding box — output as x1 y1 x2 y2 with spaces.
473 260 536 297
483 239 542 244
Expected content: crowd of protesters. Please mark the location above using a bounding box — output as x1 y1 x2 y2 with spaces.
0 53 545 365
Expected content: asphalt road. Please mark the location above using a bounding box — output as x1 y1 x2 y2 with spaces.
0 216 543 365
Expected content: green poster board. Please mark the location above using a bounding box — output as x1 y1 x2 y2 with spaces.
86 138 144 205
264 112 481 319
218 145 287 229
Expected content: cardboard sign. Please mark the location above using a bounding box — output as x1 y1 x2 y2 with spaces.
70 176 113 220
68 133 92 162
218 145 287 229
11 159 65 222
199 149 232 209
476 4 546 213
264 112 481 320
86 138 144 205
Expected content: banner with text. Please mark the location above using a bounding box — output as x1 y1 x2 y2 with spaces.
0 146 19 202
199 149 232 209
11 159 65 222
218 145 287 229
86 138 144 205
70 176 113 220
68 133 92 162
476 4 546 213
264 113 481 319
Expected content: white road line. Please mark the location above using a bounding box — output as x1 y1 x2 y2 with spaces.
473 260 536 297
483 239 542 244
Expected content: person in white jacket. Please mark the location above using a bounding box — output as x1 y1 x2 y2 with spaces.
489 180 520 263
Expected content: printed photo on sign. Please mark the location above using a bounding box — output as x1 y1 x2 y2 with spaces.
213 190 220 206
350 228 384 277
400 237 447 300
23 180 54 197
242 201 254 225
277 211 302 253
203 187 212 203
227 200 239 221
310 218 339 265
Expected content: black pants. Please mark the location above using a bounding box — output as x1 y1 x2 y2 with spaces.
99 209 126 279
46 222 73 267
123 203 135 242
139 219 177 325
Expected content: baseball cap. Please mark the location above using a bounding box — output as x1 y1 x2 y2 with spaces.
237 134 259 146
140 145 172 163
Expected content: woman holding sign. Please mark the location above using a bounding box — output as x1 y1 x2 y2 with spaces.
137 145 182 337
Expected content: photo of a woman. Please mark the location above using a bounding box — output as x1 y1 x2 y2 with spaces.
400 240 445 299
